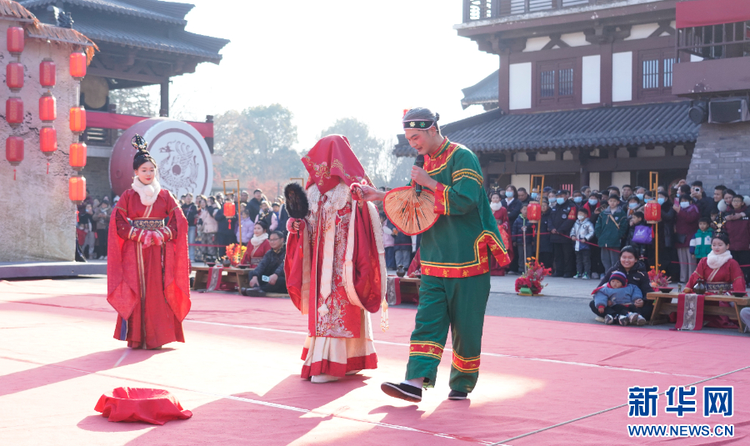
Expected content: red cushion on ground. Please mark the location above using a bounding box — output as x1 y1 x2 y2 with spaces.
94 387 192 425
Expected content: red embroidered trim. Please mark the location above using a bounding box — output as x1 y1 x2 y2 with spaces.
409 341 444 360
434 183 448 215
452 352 480 373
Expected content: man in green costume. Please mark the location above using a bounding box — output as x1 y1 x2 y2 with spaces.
361 107 510 402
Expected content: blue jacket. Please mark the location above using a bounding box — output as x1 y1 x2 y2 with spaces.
593 284 643 308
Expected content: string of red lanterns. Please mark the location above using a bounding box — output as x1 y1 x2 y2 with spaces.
69 51 88 203
5 27 25 180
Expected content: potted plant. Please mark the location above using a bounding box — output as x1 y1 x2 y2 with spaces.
515 258 552 296
648 267 672 292
225 243 247 267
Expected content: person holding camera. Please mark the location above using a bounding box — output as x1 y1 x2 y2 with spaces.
243 231 287 295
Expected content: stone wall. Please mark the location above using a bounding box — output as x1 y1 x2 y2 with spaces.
687 122 750 193
85 157 115 201
0 21 81 262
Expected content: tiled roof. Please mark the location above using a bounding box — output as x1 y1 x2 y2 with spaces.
19 0 190 25
394 101 700 156
461 70 499 109
0 0 36 21
74 21 228 61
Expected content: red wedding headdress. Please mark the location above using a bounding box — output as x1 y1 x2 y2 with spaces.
302 134 370 195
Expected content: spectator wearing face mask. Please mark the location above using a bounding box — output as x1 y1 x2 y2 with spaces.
490 192 512 276
571 190 584 209
502 185 523 224
626 196 643 220
550 189 577 278
595 194 628 272
570 208 594 279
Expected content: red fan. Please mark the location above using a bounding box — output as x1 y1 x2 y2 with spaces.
384 186 439 236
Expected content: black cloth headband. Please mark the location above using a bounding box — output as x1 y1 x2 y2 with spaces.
403 120 434 130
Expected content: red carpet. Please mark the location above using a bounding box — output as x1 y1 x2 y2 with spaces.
0 278 748 445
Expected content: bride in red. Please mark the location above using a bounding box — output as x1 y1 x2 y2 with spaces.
285 135 386 383
107 135 191 349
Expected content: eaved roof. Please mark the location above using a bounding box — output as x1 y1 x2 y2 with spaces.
74 21 226 60
394 101 700 157
18 0 191 25
19 0 228 63
461 70 499 109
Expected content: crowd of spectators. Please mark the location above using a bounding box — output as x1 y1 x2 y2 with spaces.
488 180 747 286
180 189 288 264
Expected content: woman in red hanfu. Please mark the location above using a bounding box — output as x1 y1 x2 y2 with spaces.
489 191 512 276
240 221 271 268
683 232 746 328
684 232 746 294
107 135 191 349
285 135 386 384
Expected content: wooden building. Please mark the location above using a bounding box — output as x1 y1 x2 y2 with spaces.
395 0 709 193
19 0 229 197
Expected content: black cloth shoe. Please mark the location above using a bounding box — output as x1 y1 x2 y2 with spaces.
242 287 266 297
381 382 422 403
448 390 468 400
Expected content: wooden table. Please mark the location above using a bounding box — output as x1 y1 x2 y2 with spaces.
646 292 750 333
191 265 250 292
386 276 421 305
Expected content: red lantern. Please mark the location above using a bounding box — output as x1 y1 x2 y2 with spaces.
40 126 57 156
39 59 56 88
69 142 87 171
7 27 24 55
69 52 87 80
39 92 56 122
69 106 86 133
5 136 23 181
5 97 23 126
645 201 661 224
6 62 24 92
224 202 236 217
6 136 24 166
69 176 86 204
527 201 541 222
224 202 236 229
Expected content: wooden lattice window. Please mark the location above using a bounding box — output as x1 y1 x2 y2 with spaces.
538 59 575 105
639 48 676 98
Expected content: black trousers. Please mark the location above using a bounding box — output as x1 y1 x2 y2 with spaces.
553 241 575 276
260 276 287 293
589 300 653 320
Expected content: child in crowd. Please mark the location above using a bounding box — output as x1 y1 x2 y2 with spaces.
570 208 594 279
593 271 646 326
627 211 650 259
690 217 714 263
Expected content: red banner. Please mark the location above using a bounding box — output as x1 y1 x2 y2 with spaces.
676 0 750 29
86 111 213 138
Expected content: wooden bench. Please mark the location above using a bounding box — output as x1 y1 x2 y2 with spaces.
646 292 750 333
191 265 250 292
